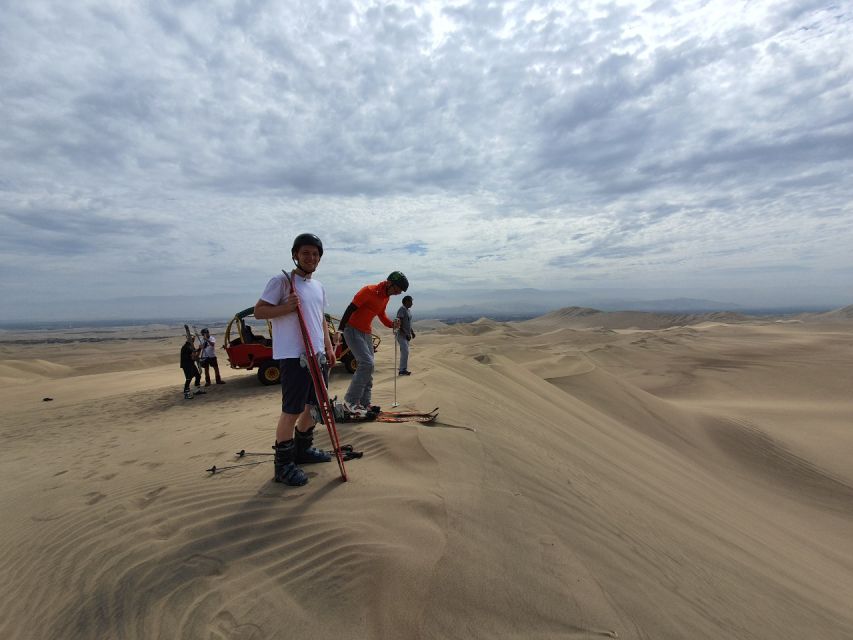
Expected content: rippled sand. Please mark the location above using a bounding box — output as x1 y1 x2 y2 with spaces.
1 310 852 639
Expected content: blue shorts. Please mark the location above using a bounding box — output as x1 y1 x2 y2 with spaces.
280 357 328 415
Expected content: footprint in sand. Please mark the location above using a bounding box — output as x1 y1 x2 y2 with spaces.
209 611 263 640
136 486 167 509
183 553 225 577
85 491 106 505
31 512 63 522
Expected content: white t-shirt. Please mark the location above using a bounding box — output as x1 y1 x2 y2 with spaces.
259 272 328 359
200 335 216 358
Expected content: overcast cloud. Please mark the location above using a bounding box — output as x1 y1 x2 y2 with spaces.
1 0 852 321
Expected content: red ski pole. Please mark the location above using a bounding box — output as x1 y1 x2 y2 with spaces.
283 271 348 481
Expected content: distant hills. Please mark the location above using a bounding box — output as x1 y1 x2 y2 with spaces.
798 304 853 322
521 307 754 330
593 298 743 312
526 305 853 329
1 284 848 329
414 289 844 320
412 303 853 333
420 294 746 318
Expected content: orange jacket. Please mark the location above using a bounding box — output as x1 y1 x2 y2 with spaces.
347 282 394 333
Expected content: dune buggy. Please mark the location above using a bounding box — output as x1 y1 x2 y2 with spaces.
223 306 380 385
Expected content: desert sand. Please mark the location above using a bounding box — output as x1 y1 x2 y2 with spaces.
1 308 852 639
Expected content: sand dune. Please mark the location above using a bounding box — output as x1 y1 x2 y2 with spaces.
0 359 76 381
801 304 853 323
1 310 852 639
525 306 753 330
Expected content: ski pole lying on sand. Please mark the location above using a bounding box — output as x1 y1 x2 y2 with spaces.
208 444 364 474
283 270 348 481
207 460 270 474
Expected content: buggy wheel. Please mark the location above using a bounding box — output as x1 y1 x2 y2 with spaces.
257 360 281 385
342 353 357 374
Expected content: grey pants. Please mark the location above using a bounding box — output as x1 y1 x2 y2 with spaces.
343 326 374 406
396 332 409 372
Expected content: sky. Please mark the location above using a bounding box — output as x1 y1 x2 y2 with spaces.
1 0 852 322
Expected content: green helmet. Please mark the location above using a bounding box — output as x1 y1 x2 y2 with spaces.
387 271 409 291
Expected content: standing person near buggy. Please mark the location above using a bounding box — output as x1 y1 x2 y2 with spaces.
254 233 336 486
198 328 226 386
337 271 408 415
179 334 205 399
396 295 415 376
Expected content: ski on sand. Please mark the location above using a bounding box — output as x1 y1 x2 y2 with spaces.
337 407 439 424
375 408 438 423
282 270 348 481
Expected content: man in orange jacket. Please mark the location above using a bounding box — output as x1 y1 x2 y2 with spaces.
337 271 409 414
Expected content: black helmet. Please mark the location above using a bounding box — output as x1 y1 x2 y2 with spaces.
291 233 323 257
387 271 409 292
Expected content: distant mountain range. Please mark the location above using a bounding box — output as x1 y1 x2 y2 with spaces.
524 306 753 330
798 305 853 322
537 305 853 329
412 304 853 333
420 294 747 318
0 285 846 327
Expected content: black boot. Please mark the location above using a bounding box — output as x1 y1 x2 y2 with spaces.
273 440 308 485
295 426 332 464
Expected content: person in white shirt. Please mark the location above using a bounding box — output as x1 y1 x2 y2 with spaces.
254 233 336 486
198 328 225 386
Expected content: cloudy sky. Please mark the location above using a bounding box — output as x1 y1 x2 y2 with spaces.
2 0 852 321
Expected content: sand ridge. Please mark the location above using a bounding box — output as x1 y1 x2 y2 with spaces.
1 309 852 639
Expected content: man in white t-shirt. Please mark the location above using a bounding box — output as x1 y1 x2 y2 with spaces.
254 233 336 486
198 328 225 385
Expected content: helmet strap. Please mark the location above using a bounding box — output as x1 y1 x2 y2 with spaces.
291 255 314 277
